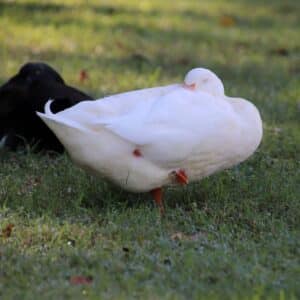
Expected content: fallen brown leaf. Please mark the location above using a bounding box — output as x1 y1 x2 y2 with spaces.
170 232 187 241
79 70 89 83
272 48 289 56
2 223 14 238
70 275 93 285
219 15 236 27
116 41 129 51
171 231 206 241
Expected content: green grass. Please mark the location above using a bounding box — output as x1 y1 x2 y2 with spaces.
0 0 299 299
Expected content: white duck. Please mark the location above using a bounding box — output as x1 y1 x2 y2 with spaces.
37 68 263 214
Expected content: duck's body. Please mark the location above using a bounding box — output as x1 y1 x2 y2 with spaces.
37 68 262 202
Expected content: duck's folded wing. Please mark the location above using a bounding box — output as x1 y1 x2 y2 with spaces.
94 90 233 164
93 84 180 116
46 84 180 129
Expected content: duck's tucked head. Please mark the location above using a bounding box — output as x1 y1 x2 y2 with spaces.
184 68 225 97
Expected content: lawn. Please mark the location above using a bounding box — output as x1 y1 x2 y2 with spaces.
0 0 299 299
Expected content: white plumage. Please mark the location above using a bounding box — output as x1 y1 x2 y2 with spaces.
37 68 263 195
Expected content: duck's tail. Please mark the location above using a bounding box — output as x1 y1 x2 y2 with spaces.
36 100 88 153
0 134 8 149
44 99 54 115
37 99 85 133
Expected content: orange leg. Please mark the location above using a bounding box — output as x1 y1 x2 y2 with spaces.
150 188 165 216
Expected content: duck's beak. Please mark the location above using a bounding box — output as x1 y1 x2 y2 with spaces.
183 83 196 90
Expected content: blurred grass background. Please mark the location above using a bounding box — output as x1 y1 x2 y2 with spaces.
0 0 299 299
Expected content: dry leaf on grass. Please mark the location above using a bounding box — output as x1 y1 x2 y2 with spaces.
170 231 206 241
70 276 93 285
219 15 236 27
272 48 289 56
79 70 89 83
1 223 14 238
171 232 186 241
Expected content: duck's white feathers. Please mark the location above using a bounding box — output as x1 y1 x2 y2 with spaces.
52 85 241 166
